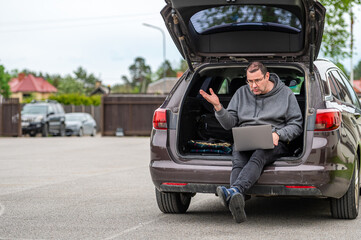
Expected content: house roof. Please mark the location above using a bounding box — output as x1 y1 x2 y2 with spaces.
353 80 361 94
90 86 110 96
9 73 57 93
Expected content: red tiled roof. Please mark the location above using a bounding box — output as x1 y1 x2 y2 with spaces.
353 80 361 94
9 73 57 93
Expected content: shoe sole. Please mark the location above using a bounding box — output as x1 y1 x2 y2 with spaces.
229 193 247 223
216 186 228 207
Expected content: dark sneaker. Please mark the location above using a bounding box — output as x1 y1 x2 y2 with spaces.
216 186 240 207
216 186 230 207
229 193 247 223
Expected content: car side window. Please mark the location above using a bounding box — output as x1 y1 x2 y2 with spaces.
331 70 353 104
48 105 54 114
338 71 361 109
217 78 229 94
55 104 64 114
328 73 341 100
52 104 58 114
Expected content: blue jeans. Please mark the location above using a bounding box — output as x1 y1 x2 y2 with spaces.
230 142 289 194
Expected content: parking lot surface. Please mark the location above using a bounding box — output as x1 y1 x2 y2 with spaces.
0 137 360 239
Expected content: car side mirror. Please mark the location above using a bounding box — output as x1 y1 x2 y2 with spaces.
47 112 55 117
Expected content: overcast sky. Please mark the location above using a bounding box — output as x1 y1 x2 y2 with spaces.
0 0 361 86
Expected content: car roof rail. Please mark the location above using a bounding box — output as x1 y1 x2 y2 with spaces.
29 99 58 104
45 99 58 103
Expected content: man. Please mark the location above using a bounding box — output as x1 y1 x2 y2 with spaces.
199 62 303 223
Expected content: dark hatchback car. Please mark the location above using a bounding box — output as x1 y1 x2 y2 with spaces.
150 0 361 219
21 100 66 137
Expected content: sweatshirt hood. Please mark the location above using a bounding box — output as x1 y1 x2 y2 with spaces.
254 73 284 98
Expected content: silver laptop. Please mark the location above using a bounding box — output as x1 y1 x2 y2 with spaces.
232 125 274 151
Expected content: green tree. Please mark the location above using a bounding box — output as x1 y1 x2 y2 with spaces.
57 75 85 94
0 65 11 99
154 60 177 80
175 59 188 73
354 60 361 80
43 73 62 88
73 66 100 95
111 83 134 94
321 0 361 70
121 57 152 93
49 94 101 106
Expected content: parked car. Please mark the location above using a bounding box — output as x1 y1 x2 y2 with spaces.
21 100 66 137
150 0 361 219
65 113 97 137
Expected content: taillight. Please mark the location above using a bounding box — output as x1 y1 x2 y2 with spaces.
153 108 167 130
314 109 341 131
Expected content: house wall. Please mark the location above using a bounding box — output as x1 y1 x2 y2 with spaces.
10 92 23 102
11 92 54 102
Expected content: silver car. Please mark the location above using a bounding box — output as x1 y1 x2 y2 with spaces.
65 113 97 137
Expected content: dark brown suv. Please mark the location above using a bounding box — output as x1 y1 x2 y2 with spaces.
150 0 360 219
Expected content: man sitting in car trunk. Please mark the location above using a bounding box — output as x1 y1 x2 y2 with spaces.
199 61 303 223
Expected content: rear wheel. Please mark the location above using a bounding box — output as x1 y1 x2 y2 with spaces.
41 124 48 137
330 155 359 219
155 188 192 213
59 123 65 137
91 127 96 137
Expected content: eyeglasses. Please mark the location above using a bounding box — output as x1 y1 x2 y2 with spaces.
246 77 264 86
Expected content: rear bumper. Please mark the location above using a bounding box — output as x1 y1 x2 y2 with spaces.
150 159 346 198
158 183 323 197
150 129 353 199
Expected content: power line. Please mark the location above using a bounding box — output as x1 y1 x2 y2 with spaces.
0 13 159 33
1 12 157 26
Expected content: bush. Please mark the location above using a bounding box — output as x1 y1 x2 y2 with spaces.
49 94 101 106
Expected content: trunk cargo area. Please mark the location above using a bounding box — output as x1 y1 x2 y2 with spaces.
177 64 306 158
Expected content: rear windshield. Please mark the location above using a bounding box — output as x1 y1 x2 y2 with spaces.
190 5 302 34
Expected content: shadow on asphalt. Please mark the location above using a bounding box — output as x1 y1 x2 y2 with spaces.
174 196 337 225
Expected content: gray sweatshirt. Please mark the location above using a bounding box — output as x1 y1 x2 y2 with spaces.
215 73 303 142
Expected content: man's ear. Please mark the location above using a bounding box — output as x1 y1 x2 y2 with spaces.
265 72 270 80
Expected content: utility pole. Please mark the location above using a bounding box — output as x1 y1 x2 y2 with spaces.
143 23 167 94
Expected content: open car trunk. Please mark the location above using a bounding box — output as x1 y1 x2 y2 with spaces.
177 63 306 159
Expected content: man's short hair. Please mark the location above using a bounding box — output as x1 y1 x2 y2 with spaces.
246 62 268 76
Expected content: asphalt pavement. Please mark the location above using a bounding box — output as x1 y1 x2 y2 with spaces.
0 136 360 240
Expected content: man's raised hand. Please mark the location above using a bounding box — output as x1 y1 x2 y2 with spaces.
199 88 222 111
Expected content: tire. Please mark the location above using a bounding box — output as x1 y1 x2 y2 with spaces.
155 188 192 213
91 127 96 137
77 128 83 137
59 123 65 137
330 155 359 219
41 123 49 137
